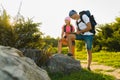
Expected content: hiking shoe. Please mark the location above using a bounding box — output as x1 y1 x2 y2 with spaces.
87 67 91 71
67 53 73 56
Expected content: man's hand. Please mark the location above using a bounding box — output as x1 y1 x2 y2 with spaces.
76 31 81 34
61 36 66 41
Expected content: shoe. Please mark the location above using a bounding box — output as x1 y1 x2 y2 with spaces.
87 67 91 71
67 53 73 56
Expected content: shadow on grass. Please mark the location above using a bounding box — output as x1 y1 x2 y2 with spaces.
48 69 115 80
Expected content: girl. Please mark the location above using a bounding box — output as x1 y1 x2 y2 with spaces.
58 17 75 57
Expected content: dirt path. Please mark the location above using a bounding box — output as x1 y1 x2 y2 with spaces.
81 60 120 80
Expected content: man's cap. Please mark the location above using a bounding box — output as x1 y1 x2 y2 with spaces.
69 10 77 17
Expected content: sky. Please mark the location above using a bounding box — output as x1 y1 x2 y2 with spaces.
0 0 120 38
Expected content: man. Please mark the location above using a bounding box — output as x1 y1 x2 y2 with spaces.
68 10 94 70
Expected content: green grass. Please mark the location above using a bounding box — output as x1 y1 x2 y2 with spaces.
104 69 115 72
49 69 115 80
76 50 120 68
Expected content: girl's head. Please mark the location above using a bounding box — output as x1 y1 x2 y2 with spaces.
65 17 71 25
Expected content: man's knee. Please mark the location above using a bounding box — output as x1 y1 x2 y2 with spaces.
87 46 92 50
86 41 92 50
68 34 75 40
85 36 93 50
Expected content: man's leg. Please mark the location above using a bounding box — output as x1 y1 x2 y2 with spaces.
84 35 93 70
67 34 76 54
87 50 92 70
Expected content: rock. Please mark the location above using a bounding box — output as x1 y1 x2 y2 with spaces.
0 46 51 80
20 49 49 67
47 53 81 73
20 49 42 66
0 46 24 57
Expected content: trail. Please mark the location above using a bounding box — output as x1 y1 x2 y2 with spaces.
81 60 120 80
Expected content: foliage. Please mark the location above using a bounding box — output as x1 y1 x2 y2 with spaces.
0 9 44 49
94 17 120 52
13 17 43 49
0 9 14 46
43 35 58 47
76 40 85 51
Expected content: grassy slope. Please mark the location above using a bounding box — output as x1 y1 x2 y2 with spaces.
75 50 120 68
49 69 115 80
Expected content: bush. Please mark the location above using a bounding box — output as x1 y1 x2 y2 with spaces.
0 9 44 50
94 17 120 52
76 40 85 51
61 47 68 54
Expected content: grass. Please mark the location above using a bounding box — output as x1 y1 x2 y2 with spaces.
49 69 115 80
104 69 115 72
75 50 120 68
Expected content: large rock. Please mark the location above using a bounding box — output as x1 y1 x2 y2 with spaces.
47 54 81 73
20 49 49 67
0 46 51 80
20 49 43 67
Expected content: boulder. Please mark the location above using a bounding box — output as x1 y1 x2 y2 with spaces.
20 49 49 67
0 46 51 80
47 53 81 73
20 49 42 66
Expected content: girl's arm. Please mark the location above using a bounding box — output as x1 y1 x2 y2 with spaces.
61 27 64 38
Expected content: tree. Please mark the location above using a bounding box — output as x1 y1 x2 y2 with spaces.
13 17 43 49
0 9 44 50
0 9 14 46
43 35 58 48
95 17 120 52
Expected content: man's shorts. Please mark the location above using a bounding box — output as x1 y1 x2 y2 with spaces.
75 34 93 50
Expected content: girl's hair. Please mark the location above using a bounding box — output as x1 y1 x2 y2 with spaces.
65 17 71 22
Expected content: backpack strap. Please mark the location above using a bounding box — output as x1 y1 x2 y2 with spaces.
64 25 73 32
79 11 87 23
76 11 87 31
76 21 81 31
64 25 66 32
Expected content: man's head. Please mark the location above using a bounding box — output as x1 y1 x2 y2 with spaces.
69 10 79 20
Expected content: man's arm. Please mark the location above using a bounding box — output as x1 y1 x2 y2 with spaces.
76 14 92 34
76 22 92 34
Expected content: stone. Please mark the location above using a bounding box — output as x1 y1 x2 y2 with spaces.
47 53 81 73
20 49 49 67
0 46 51 80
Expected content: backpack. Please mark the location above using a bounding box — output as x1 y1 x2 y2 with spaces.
64 25 73 32
76 10 97 34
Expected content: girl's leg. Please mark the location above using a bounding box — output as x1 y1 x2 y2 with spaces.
58 40 62 53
